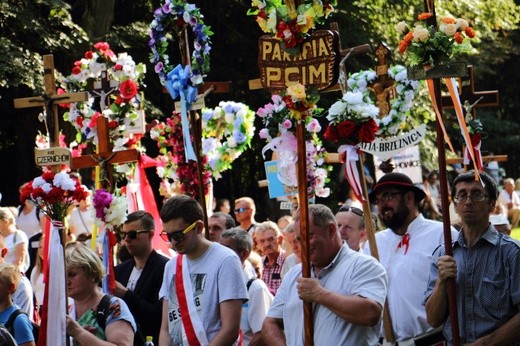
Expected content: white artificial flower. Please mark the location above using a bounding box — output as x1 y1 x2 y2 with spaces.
396 21 408 35
456 18 469 31
328 100 347 117
343 91 364 104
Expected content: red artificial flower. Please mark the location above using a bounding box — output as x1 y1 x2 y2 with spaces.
283 95 294 110
465 27 476 38
115 95 124 105
441 17 456 24
74 60 82 67
454 32 464 44
85 51 94 59
89 112 101 128
77 116 83 127
94 42 110 51
418 12 433 20
108 120 118 129
42 171 55 181
57 88 70 109
119 80 138 100
258 8 267 19
114 64 123 71
72 66 82 75
324 125 339 142
358 119 379 143
337 121 357 139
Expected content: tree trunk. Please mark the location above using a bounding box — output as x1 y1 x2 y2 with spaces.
71 0 115 40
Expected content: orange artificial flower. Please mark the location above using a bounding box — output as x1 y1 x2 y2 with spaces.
418 12 433 20
441 17 456 24
454 32 464 44
465 27 476 38
398 41 408 54
404 32 414 44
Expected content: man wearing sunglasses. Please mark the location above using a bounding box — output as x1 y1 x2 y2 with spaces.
158 195 248 346
114 211 169 345
336 205 369 252
365 172 457 345
234 197 259 235
425 171 520 345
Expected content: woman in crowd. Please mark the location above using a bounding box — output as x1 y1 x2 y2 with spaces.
65 242 135 345
0 207 29 273
29 235 44 312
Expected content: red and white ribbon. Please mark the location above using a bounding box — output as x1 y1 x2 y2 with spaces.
176 254 209 346
339 144 365 202
464 140 482 170
426 79 456 154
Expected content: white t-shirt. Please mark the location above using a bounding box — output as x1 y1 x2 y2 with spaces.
159 243 248 344
30 268 44 306
13 275 34 322
268 244 387 346
68 207 95 236
16 206 41 239
498 189 520 215
126 266 143 292
241 268 273 345
4 231 30 273
363 214 458 341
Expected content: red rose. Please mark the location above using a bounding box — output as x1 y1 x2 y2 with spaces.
337 121 357 139
119 80 138 100
85 51 93 59
454 32 464 44
465 27 476 38
114 64 123 71
324 125 339 142
108 120 118 129
358 119 379 143
72 66 82 75
470 133 481 147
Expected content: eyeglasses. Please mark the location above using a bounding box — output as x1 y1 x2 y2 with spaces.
453 191 488 203
121 230 149 240
234 207 250 214
374 192 404 205
338 206 363 217
160 221 198 243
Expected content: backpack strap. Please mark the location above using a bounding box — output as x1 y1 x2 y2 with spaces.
5 309 23 338
246 278 256 291
95 294 113 331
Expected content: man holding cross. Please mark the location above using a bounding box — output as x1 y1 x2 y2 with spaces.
425 170 520 344
263 204 387 345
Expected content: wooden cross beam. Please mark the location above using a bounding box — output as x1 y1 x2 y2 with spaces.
14 55 88 173
441 65 499 118
446 154 507 165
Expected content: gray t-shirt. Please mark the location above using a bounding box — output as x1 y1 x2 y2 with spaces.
159 243 248 344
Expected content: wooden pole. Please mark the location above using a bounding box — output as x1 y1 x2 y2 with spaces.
296 121 313 346
432 78 461 345
357 154 395 342
190 113 210 237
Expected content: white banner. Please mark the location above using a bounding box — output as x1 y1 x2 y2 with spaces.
375 145 423 184
358 125 426 161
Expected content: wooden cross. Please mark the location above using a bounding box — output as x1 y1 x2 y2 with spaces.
89 69 118 111
370 42 396 117
71 117 139 191
441 65 499 118
14 55 88 172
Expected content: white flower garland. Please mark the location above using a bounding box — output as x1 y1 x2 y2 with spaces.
346 65 420 136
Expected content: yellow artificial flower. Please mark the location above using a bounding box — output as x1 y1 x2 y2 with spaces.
257 17 267 32
287 82 306 100
266 8 278 33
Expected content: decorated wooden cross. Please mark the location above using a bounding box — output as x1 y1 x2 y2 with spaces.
14 55 88 173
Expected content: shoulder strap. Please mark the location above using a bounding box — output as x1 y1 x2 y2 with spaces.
95 294 113 331
5 309 23 337
246 277 256 291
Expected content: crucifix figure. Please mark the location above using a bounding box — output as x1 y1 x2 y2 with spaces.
369 43 397 118
90 69 119 112
14 55 88 164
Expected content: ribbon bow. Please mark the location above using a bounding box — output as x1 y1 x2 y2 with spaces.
164 64 198 161
396 233 410 254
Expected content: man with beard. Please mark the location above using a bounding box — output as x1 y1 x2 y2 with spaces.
364 172 457 345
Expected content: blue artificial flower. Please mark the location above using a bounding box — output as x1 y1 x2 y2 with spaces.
234 131 246 144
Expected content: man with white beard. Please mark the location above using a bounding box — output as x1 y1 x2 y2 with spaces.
364 173 457 345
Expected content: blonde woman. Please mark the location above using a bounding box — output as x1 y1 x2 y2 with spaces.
65 242 136 345
0 207 29 273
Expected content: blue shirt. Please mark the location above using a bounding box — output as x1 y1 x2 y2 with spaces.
0 304 34 344
425 225 520 344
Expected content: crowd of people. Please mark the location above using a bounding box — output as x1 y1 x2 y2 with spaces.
0 169 519 345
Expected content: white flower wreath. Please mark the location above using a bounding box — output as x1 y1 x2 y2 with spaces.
346 65 420 137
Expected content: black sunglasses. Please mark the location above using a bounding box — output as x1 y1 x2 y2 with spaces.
121 230 149 240
160 221 198 243
234 207 250 214
337 205 363 217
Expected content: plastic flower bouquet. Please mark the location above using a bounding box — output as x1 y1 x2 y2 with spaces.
20 172 88 222
92 188 128 230
397 12 476 67
257 83 330 198
323 89 380 145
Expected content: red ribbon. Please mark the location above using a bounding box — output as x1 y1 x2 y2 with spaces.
175 255 201 346
396 233 410 255
107 230 117 294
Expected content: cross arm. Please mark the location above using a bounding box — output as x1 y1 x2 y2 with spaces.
14 91 89 109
